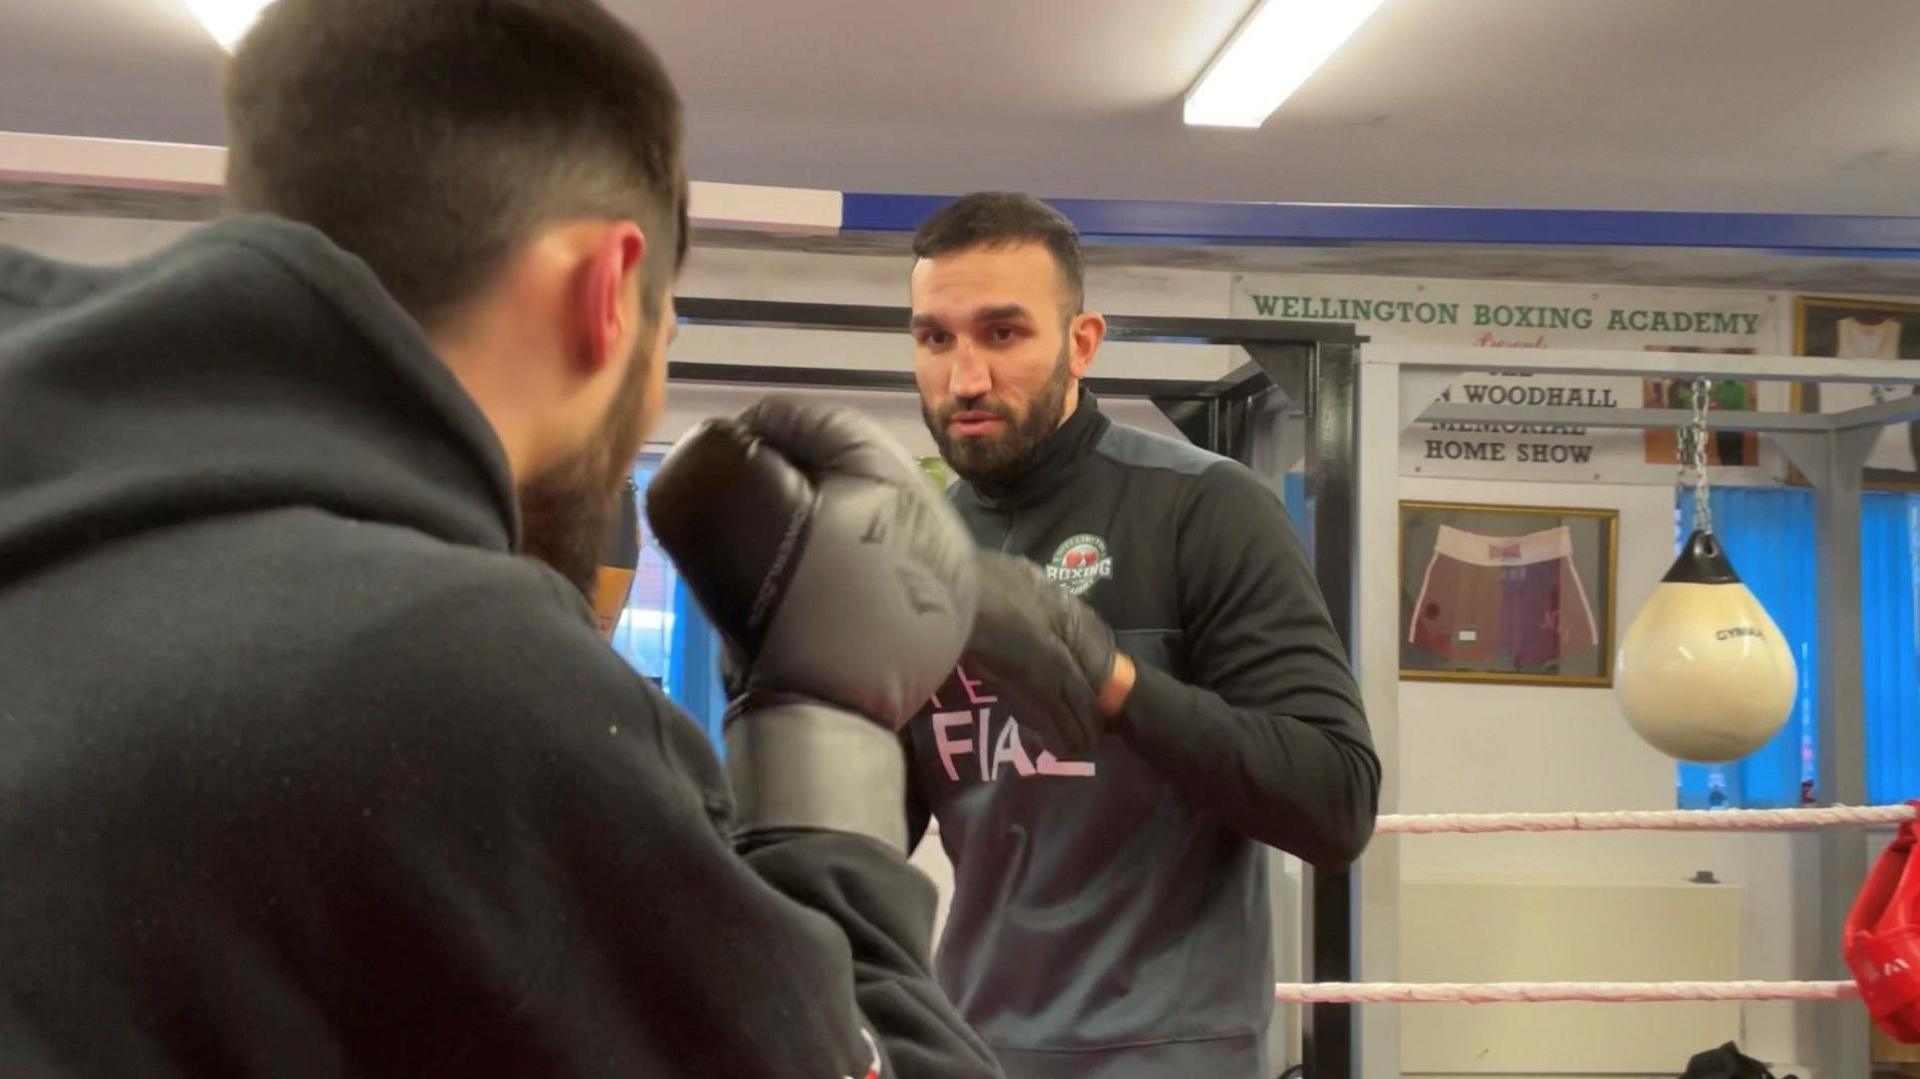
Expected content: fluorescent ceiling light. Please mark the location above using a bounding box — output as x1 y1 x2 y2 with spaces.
183 0 275 52
1184 0 1387 128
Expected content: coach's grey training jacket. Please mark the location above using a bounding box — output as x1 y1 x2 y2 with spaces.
905 394 1380 1079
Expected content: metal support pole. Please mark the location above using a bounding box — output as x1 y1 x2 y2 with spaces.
1165 339 1368 1078
1247 344 1315 418
1218 390 1252 465
1816 436 1872 1079
1776 428 1876 1079
1304 341 1361 1079
1151 397 1216 451
1352 351 1402 1079
1152 387 1265 463
1245 344 1317 500
1151 355 1283 460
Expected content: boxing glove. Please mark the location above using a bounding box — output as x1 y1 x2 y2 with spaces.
963 550 1118 756
1844 802 1920 1043
645 397 977 850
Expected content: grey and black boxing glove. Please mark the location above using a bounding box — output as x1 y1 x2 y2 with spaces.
965 550 1118 757
645 397 977 851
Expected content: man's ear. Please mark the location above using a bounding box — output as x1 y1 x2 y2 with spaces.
1068 311 1107 379
579 221 648 372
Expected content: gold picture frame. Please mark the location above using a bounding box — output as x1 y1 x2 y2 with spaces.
1791 295 1920 491
1400 500 1620 687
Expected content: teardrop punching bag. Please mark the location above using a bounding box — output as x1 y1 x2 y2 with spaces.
589 477 641 641
1614 530 1797 762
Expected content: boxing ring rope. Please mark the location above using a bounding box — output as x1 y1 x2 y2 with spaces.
1274 980 1860 1005
1275 804 1913 1007
923 804 1915 841
1375 803 1917 835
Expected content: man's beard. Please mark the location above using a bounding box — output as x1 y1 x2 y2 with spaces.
923 342 1071 486
518 342 654 596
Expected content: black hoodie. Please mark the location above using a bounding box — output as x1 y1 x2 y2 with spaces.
0 217 997 1079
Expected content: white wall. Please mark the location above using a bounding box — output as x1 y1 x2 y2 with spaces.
679 243 1239 319
652 383 1185 457
1397 479 1715 881
0 211 1828 1076
1396 477 1809 1075
0 211 192 261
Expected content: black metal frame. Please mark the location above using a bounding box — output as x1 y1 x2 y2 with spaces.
675 296 1366 1079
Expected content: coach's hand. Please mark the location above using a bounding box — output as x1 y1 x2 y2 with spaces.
965 550 1125 757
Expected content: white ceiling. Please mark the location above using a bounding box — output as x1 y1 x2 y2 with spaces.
4 0 1920 216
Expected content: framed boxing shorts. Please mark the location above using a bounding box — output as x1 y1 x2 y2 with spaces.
1409 524 1599 670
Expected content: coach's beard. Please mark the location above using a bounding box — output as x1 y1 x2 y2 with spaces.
925 344 1071 488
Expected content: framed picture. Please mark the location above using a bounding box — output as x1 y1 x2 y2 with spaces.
1641 347 1760 470
1793 296 1920 489
1400 501 1619 687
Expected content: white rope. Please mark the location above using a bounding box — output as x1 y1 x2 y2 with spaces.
917 805 1912 842
1275 980 1860 1005
1376 803 1916 835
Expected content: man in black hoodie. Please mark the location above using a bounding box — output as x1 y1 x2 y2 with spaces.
0 2 999 1077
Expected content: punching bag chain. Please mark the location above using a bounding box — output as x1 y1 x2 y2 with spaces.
1676 377 1714 535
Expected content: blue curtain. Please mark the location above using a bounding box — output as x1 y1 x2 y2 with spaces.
1865 494 1919 803
607 463 672 687
609 457 729 753
1674 487 1920 808
1674 488 1819 809
669 581 727 753
1284 471 1309 562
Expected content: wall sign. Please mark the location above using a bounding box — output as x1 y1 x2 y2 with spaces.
1232 275 1784 484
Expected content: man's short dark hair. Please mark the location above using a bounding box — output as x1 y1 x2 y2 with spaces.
224 0 690 331
910 193 1085 316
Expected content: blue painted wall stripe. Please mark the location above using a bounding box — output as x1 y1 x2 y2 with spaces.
841 192 1920 256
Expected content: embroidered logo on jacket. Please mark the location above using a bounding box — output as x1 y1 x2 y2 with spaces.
1046 533 1114 596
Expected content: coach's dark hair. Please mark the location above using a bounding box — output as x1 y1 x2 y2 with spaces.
910 192 1085 316
223 0 690 331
